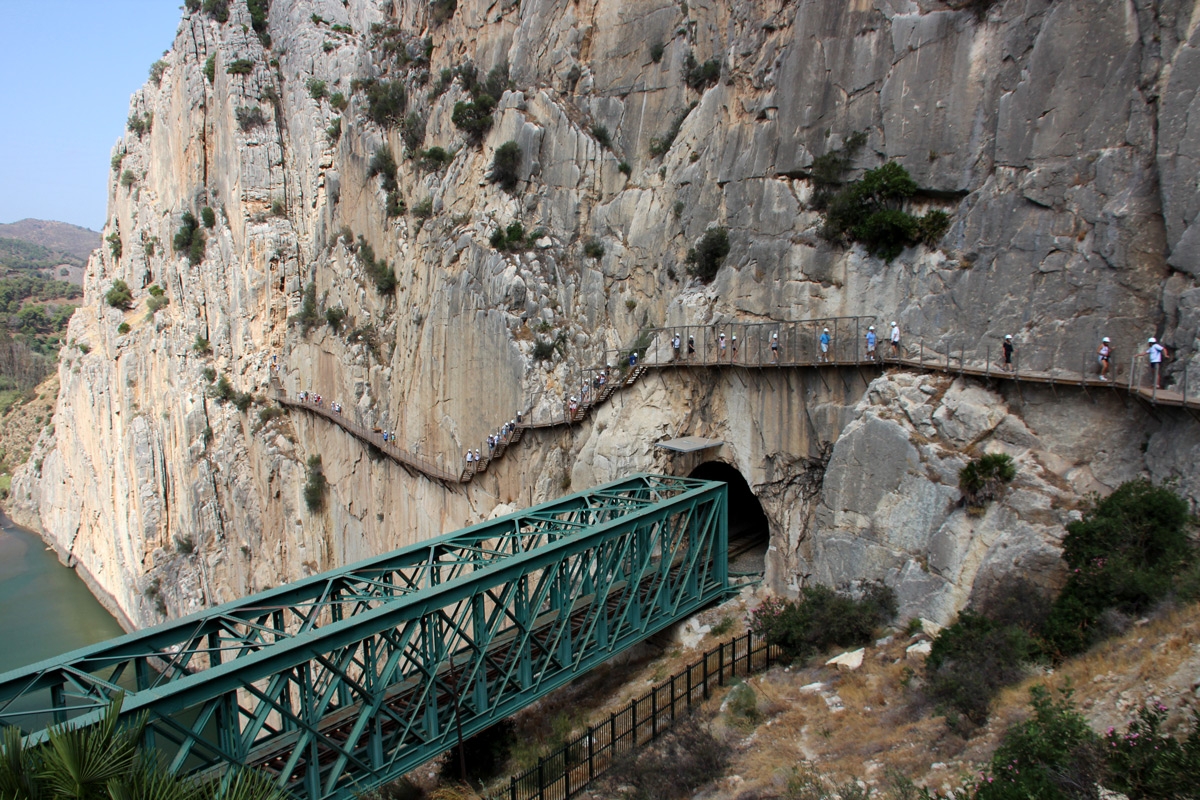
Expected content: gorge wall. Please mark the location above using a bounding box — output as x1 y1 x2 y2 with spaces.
9 0 1200 629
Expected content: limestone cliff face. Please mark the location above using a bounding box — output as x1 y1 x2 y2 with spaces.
10 0 1200 628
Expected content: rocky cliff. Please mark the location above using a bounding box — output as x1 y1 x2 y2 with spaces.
10 0 1200 629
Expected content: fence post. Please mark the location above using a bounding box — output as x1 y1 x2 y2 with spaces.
588 724 595 782
702 651 710 699
632 695 638 745
686 665 693 711
537 756 545 800
651 686 658 739
670 674 677 720
718 642 726 687
510 775 517 800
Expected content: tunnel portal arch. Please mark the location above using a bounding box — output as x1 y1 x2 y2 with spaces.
688 461 769 573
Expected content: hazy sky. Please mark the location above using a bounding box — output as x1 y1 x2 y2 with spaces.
0 2 183 232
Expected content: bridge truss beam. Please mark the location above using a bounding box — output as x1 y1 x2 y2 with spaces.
0 474 728 799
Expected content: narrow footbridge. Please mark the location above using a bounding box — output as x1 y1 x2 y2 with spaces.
0 474 728 800
279 316 1199 486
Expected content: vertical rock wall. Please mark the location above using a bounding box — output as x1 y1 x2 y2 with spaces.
10 0 1200 628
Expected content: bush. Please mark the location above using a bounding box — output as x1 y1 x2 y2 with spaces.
258 405 284 425
193 335 211 354
247 0 269 45
127 112 153 137
592 125 611 149
203 366 217 383
452 96 496 144
1103 701 1200 799
686 227 730 281
330 91 348 111
355 236 396 294
120 169 136 188
412 197 434 220
203 54 216 83
958 452 1017 511
307 78 328 101
650 41 665 62
583 238 605 259
304 455 326 512
149 59 167 86
684 53 720 90
236 105 266 131
808 130 868 209
325 306 346 332
748 583 896 661
975 686 1104 800
202 0 229 23
106 231 123 261
649 107 691 157
618 161 631 176
147 294 169 316
419 146 452 171
271 198 286 216
820 161 951 262
291 281 320 333
431 0 457 24
369 146 399 193
326 118 342 143
173 210 206 265
226 59 255 75
106 279 133 310
362 79 407 127
925 610 1040 730
1043 480 1192 658
401 112 425 154
117 322 131 334
491 141 522 192
201 206 216 228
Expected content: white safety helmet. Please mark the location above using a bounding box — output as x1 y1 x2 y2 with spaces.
1148 337 1156 343
732 335 737 340
823 327 829 332
772 333 778 339
1005 334 1013 340
891 321 897 326
868 325 875 331
1102 337 1110 343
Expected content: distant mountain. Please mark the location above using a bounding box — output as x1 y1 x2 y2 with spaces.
0 219 99 265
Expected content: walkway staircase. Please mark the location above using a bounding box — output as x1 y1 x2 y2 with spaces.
276 316 1199 486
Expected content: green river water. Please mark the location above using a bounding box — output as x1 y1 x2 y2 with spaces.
0 512 124 676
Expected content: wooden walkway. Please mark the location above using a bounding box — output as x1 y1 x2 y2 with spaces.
276 319 1198 486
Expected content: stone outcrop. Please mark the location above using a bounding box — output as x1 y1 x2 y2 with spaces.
9 0 1200 629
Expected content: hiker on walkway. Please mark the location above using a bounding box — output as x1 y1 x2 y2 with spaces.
672 332 681 360
1141 337 1169 388
889 322 901 357
771 332 779 362
731 334 739 360
1097 337 1112 381
865 326 877 361
687 335 695 359
718 332 727 358
819 328 831 362
1002 334 1015 372
629 350 638 368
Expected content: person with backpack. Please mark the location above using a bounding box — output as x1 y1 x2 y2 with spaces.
1141 337 1169 388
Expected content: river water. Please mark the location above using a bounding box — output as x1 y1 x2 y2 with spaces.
0 512 124 676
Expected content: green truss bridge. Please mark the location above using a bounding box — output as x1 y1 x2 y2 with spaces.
0 474 729 800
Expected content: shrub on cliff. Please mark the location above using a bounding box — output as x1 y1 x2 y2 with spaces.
173 211 206 266
291 282 320 333
748 583 895 661
684 52 720 90
431 0 457 25
362 79 407 127
304 455 326 512
686 227 730 282
491 141 522 192
452 95 495 144
1042 479 1192 658
958 452 1017 513
820 161 952 261
105 279 133 310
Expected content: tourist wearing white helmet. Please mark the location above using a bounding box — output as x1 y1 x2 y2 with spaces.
889 321 900 357
1141 336 1169 389
865 325 877 361
1002 334 1015 372
819 327 831 362
1096 337 1112 381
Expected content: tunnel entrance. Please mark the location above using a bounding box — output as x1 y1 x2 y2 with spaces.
689 461 769 575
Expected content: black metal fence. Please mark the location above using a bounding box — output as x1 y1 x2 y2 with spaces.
489 630 781 800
